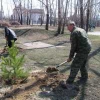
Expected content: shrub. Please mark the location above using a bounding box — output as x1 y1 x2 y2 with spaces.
10 21 21 25
0 41 29 84
0 20 11 27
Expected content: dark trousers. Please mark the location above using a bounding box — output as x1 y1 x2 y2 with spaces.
8 38 17 48
66 53 89 84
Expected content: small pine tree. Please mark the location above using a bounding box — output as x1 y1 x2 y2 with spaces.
0 41 28 84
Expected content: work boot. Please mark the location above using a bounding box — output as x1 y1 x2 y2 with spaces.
60 81 79 91
78 76 88 80
60 81 73 89
77 77 88 84
60 81 68 89
66 79 74 84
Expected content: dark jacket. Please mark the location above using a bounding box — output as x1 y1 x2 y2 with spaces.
69 27 92 59
5 27 17 41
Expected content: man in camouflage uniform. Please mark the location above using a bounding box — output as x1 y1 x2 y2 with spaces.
66 21 92 85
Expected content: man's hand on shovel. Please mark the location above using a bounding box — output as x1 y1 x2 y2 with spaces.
67 58 72 62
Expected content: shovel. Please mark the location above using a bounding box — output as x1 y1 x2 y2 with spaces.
56 61 67 68
46 61 67 73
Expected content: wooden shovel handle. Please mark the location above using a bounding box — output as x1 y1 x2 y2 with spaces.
56 61 67 68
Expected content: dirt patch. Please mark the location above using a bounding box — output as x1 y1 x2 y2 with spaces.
23 42 54 49
0 71 67 100
0 70 99 100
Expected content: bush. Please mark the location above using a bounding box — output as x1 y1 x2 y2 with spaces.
0 41 29 84
10 21 21 25
0 20 11 27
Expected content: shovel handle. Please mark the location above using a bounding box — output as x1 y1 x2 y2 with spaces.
56 61 67 68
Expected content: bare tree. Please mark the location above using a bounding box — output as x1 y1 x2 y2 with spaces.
45 0 49 30
86 0 91 32
40 0 44 26
53 0 58 26
13 0 20 22
79 0 84 28
12 0 23 24
49 0 54 26
27 0 30 25
19 0 23 25
38 0 49 30
55 0 62 36
1 0 3 20
73 0 80 26
61 0 69 34
29 0 32 25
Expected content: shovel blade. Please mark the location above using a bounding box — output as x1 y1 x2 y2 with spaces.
46 67 59 73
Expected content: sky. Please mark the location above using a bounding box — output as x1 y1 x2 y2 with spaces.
2 0 14 16
1 0 40 16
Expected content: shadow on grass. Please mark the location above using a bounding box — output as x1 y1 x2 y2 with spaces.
88 47 100 59
16 28 56 43
89 68 100 77
15 29 31 37
88 46 100 77
78 47 100 100
24 35 70 44
0 53 9 58
77 82 87 100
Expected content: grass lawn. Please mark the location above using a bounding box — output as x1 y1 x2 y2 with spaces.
0 26 100 73
0 26 100 100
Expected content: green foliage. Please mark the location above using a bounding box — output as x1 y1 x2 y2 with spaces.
0 41 29 84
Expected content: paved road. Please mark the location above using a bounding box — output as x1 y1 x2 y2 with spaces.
88 31 100 35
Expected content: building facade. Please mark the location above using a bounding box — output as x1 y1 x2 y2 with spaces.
11 5 44 25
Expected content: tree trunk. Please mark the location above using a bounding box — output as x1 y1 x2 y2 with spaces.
45 14 49 30
20 13 23 25
53 0 57 26
29 0 32 25
19 0 23 25
1 0 3 20
86 0 91 32
50 5 52 26
55 0 62 36
80 0 84 28
45 0 49 30
61 0 69 34
27 0 29 25
40 0 44 26
13 0 21 23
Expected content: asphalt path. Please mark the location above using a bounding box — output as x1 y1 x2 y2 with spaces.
88 31 100 35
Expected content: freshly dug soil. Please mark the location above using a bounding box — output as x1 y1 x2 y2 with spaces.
46 67 59 73
0 69 100 100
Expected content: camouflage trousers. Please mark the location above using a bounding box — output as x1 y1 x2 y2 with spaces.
67 53 89 84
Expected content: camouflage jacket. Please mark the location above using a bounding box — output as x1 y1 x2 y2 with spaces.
69 27 92 59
